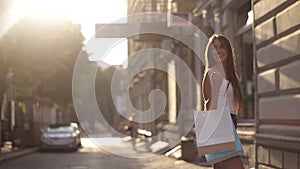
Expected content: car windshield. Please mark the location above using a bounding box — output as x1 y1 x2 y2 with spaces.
46 126 74 133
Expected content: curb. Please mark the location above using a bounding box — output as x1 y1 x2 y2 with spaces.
0 148 39 164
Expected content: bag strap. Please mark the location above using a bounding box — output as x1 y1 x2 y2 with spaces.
198 78 229 144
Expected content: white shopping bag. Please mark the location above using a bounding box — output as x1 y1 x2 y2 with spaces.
193 107 236 155
205 125 243 164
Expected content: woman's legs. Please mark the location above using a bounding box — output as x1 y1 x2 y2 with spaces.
213 156 244 169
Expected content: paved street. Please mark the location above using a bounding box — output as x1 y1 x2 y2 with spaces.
0 137 212 169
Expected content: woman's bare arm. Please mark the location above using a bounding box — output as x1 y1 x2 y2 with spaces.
202 72 211 110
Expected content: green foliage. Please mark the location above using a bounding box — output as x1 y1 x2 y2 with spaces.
0 17 84 105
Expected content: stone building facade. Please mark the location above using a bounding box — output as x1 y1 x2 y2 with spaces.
126 0 199 147
253 0 300 169
126 0 170 137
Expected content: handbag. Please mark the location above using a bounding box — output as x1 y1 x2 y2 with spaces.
193 82 236 156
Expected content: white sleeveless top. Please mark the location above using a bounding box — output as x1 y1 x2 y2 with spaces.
205 68 236 115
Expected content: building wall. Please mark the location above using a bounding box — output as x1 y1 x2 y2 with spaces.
126 0 199 146
253 0 300 168
126 0 168 135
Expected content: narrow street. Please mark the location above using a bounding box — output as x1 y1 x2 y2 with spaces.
1 0 298 168
0 137 212 169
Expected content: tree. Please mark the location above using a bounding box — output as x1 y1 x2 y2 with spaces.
95 66 117 126
0 17 84 106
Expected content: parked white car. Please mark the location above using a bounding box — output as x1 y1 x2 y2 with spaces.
41 123 81 150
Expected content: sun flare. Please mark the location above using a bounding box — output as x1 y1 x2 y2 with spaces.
9 0 128 66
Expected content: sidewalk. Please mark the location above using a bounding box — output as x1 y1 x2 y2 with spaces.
0 147 39 164
121 137 212 168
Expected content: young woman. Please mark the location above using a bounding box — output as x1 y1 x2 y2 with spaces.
202 34 244 169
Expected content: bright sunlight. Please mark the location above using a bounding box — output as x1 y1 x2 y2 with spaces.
9 0 128 66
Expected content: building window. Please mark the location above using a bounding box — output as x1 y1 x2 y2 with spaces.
234 2 254 119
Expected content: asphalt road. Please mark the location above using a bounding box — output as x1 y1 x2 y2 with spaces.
0 137 212 169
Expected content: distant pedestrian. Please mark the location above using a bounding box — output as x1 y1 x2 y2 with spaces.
127 115 138 150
